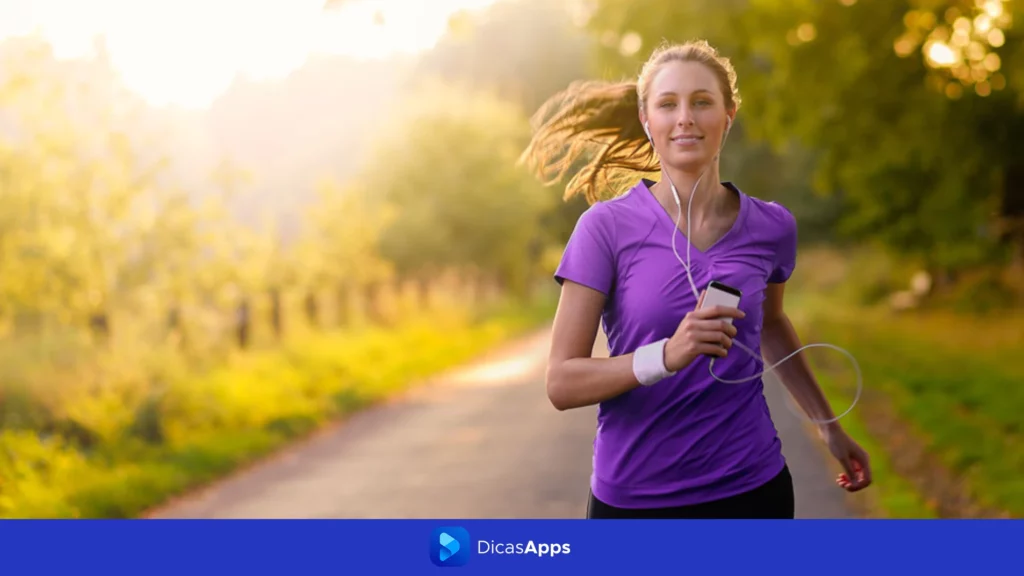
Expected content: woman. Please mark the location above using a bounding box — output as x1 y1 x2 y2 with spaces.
520 40 872 519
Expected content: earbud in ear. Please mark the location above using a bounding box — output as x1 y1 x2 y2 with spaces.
644 121 651 139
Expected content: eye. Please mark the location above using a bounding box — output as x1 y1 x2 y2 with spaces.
659 101 676 109
694 99 712 107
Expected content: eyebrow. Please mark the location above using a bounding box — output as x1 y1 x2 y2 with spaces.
656 89 716 97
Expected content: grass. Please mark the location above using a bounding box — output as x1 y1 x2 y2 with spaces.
0 294 556 519
801 307 1024 517
792 317 939 519
785 247 1024 518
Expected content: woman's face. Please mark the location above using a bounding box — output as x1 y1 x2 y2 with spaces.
642 60 733 173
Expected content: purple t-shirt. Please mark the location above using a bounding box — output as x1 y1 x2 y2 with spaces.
554 178 797 509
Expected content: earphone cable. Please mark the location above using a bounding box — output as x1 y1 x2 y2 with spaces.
660 127 862 427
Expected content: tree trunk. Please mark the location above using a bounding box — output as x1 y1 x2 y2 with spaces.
166 306 180 332
166 304 187 349
236 298 251 349
304 291 319 328
269 289 283 340
1003 160 1024 304
1002 160 1024 268
88 311 110 344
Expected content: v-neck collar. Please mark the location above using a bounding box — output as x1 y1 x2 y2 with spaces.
638 178 748 257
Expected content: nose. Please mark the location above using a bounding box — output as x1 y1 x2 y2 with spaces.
676 104 695 127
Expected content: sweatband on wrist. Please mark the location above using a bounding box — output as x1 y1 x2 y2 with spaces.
633 338 676 386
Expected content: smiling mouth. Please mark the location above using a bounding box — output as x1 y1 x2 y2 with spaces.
670 135 703 145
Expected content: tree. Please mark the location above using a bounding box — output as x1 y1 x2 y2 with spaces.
353 79 554 299
292 177 395 325
585 0 1023 273
411 0 605 249
415 0 595 116
0 36 205 338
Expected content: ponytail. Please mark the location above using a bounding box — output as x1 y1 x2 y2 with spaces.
518 79 658 205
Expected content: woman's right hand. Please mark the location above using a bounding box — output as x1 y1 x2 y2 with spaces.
663 290 745 372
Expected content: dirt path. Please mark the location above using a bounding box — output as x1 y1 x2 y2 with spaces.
147 326 859 519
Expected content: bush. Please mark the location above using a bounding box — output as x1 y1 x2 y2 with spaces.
0 298 553 519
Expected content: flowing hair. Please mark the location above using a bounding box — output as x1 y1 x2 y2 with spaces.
519 39 741 204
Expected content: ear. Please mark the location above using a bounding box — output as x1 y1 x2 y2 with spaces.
639 112 654 145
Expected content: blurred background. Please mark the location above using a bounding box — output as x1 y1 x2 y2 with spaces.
0 0 1020 519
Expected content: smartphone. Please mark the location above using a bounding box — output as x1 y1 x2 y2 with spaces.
700 280 742 325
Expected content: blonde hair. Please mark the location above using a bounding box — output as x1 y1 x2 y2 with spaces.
519 39 741 204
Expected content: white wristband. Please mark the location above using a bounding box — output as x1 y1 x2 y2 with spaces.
632 338 676 386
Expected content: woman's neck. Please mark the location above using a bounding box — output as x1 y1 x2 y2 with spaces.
653 165 726 223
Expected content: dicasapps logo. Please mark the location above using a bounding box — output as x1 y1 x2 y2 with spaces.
478 539 571 558
430 526 471 567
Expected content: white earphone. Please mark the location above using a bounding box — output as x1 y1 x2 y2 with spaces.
645 112 862 426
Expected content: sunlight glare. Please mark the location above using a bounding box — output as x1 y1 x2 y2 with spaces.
926 41 958 67
0 0 497 109
449 356 545 387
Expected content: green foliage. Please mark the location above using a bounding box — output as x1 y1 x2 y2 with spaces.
0 43 194 332
0 301 553 519
415 0 596 116
414 0 600 248
355 79 556 297
785 247 1023 517
0 27 566 518
293 177 397 291
584 0 1023 271
798 304 1024 517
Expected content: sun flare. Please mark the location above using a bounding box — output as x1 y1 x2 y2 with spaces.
0 0 497 109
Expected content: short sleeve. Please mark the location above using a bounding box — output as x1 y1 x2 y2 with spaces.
768 203 798 284
554 203 617 295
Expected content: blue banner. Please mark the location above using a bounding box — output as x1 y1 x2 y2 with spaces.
2 519 1019 575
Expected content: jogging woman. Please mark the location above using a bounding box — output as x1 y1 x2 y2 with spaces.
521 40 872 519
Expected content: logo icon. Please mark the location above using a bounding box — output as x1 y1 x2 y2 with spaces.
430 526 470 567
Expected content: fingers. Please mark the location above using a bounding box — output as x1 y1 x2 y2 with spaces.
696 331 733 349
836 453 872 492
691 332 732 357
696 343 729 357
693 305 745 321
680 296 741 360
854 449 873 488
835 458 858 491
689 318 738 338
838 455 856 481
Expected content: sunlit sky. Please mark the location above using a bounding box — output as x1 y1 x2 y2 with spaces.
0 0 497 109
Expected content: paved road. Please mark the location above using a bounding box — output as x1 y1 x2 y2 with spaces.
147 326 856 519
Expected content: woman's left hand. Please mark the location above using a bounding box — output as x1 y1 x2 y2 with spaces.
821 425 872 492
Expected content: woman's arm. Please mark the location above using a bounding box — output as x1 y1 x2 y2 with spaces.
546 280 743 411
759 282 838 428
545 281 642 411
760 282 872 491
